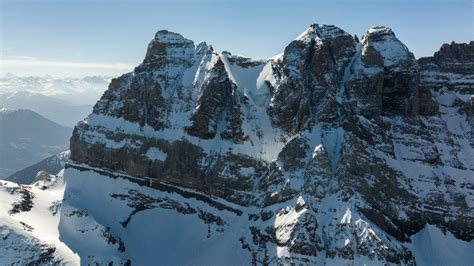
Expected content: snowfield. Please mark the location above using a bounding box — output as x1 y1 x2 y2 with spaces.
0 171 79 264
1 167 473 265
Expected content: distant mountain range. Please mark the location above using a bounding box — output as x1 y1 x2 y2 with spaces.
0 75 110 127
0 108 71 178
6 150 70 184
0 74 111 105
0 91 91 127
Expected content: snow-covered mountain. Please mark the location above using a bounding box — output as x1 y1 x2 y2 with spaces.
0 109 71 178
1 25 473 265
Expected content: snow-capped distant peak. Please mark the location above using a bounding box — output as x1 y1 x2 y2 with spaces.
2 72 17 79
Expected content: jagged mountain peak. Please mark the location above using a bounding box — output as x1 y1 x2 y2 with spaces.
295 23 352 43
153 29 191 43
366 25 395 37
362 25 414 66
195 41 213 53
143 29 195 64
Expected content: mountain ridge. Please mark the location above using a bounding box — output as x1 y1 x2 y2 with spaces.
6 150 70 185
1 23 473 265
0 108 71 178
67 23 473 263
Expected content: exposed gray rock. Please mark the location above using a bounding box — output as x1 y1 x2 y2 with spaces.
419 41 474 74
67 24 473 264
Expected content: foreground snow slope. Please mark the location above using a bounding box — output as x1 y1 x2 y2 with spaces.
1 165 473 265
0 171 78 264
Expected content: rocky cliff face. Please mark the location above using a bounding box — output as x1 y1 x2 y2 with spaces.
65 24 473 264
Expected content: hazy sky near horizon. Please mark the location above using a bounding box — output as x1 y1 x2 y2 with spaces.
1 0 473 77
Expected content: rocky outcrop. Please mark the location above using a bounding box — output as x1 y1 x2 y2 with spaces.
418 41 474 95
418 40 474 150
68 24 473 264
419 41 474 74
357 26 438 116
186 58 246 143
268 24 357 133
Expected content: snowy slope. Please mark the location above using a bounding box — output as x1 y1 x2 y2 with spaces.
2 166 473 265
0 171 79 264
410 224 474 266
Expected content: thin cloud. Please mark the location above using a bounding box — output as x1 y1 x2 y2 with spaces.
7 56 37 60
0 58 135 70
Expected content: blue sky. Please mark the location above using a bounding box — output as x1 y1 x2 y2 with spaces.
1 0 472 77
